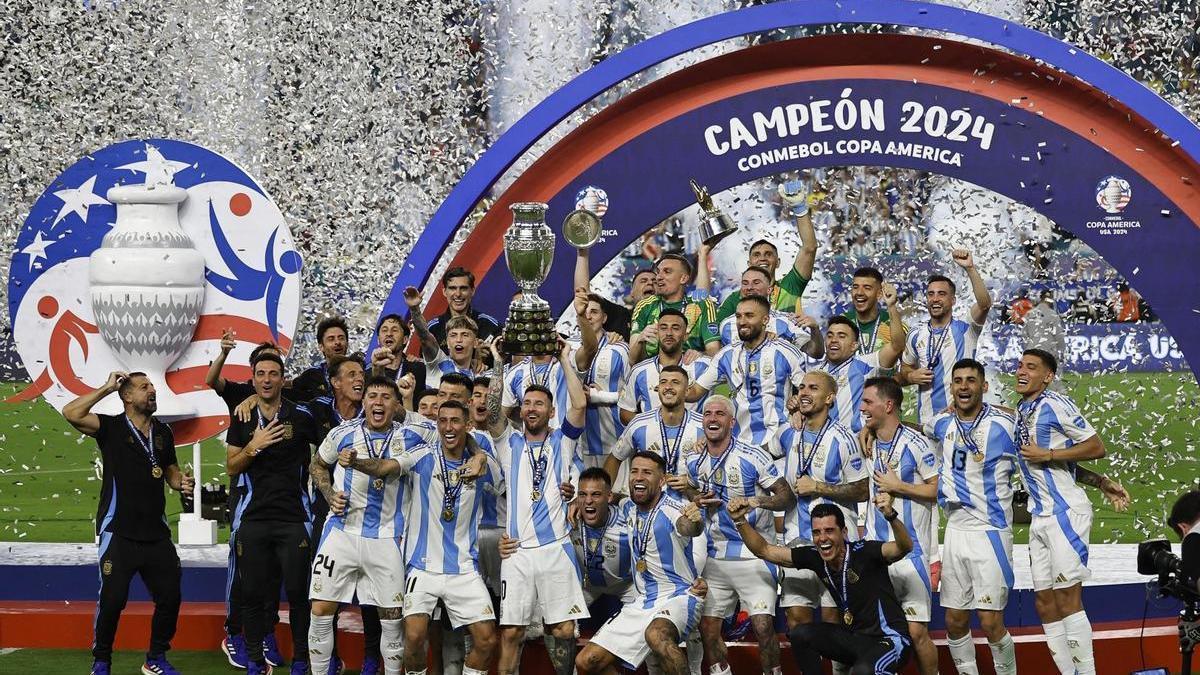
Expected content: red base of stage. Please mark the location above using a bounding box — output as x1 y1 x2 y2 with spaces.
0 601 1184 674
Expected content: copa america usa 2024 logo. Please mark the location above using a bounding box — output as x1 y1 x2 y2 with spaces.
7 139 302 445
1096 175 1132 214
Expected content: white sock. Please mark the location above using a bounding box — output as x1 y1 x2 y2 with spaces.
463 668 487 675
307 614 334 675
1063 610 1095 675
404 670 427 675
380 619 404 675
1043 621 1074 674
988 633 1017 675
709 663 732 675
947 634 979 675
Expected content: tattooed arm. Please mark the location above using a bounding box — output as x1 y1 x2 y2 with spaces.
750 477 796 512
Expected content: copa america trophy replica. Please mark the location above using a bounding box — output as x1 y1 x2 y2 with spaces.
89 183 206 419
502 202 559 355
691 178 739 246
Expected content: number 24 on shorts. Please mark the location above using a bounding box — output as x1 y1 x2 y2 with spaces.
312 553 334 577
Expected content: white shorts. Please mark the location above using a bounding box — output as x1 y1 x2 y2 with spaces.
309 527 405 608
939 526 1013 612
701 557 779 618
1029 508 1093 591
889 557 933 622
477 526 504 596
779 566 835 609
403 567 497 628
500 540 590 626
591 593 703 669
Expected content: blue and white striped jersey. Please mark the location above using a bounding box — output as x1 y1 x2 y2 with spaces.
769 418 867 545
614 409 706 493
812 352 884 433
695 337 810 446
398 441 503 574
503 358 570 429
317 420 424 539
1015 391 1097 516
864 427 939 561
718 310 805 347
685 439 782 560
618 355 712 416
569 338 629 457
496 422 584 547
926 405 1019 531
620 496 702 609
424 349 481 392
573 507 635 603
901 319 983 425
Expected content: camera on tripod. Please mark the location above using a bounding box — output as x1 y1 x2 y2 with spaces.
1139 539 1199 601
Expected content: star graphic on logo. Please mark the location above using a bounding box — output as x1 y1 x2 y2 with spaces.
19 230 54 272
117 143 192 186
51 175 110 228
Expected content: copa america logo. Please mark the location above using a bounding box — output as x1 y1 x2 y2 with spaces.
7 139 302 444
1095 175 1132 214
575 185 609 217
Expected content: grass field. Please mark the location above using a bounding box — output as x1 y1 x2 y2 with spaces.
0 373 1197 544
0 648 369 674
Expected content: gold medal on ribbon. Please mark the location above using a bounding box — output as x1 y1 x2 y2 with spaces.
843 611 854 626
972 451 985 463
636 559 647 573
530 489 542 502
442 508 455 522
448 472 460 486
151 466 162 479
372 478 384 490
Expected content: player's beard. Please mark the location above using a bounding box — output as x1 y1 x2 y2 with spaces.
738 323 764 344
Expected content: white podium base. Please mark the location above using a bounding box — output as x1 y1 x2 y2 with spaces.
177 515 218 546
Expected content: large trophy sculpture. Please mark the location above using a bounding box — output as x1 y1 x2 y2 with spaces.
502 202 560 355
690 179 739 246
89 183 206 418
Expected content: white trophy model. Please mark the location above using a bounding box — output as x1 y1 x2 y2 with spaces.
89 183 205 419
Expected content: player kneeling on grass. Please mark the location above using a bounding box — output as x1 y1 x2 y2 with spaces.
730 495 914 675
574 451 709 675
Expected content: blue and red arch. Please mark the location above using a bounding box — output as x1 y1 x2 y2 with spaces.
381 0 1200 375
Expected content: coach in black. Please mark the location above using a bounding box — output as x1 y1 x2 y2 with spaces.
729 494 914 675
65 371 194 675
226 351 321 675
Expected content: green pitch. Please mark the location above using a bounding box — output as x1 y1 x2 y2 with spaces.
0 648 366 674
0 373 1196 544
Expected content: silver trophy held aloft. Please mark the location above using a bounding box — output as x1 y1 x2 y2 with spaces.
690 178 739 246
502 202 559 356
89 183 206 419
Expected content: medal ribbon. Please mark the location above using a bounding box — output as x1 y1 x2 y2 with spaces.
855 315 879 353
954 403 990 455
586 333 608 386
528 358 554 390
580 521 604 583
438 444 470 516
874 425 908 474
658 414 686 475
525 436 548 495
125 416 158 470
1016 393 1047 448
699 441 733 496
824 545 852 616
633 499 664 568
798 418 833 478
925 321 952 367
360 422 395 459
